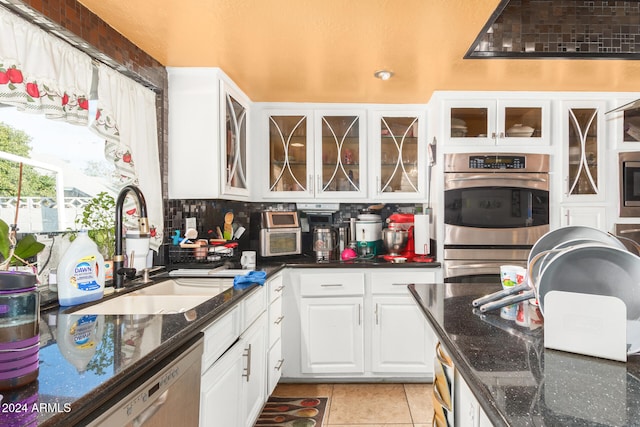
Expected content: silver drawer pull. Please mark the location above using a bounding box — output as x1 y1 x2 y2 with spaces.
242 344 252 382
275 285 285 292
275 358 284 371
320 283 343 287
274 315 285 325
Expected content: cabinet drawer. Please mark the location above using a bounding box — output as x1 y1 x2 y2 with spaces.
268 297 283 348
267 338 283 396
268 273 285 303
201 304 240 371
371 270 436 294
243 285 267 330
299 272 365 296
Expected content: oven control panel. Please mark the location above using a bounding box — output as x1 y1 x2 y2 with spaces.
469 155 525 169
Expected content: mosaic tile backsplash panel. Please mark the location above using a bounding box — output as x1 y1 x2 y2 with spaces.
469 0 640 58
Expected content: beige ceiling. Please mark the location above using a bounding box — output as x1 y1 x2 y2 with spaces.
78 0 640 104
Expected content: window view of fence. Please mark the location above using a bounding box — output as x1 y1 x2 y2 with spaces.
0 103 116 233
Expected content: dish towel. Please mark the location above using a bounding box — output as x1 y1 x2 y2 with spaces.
233 271 267 290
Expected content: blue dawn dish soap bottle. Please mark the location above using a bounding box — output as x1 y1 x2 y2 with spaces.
57 231 105 306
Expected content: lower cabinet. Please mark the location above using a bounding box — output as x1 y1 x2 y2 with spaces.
199 286 268 427
283 268 438 379
301 296 365 374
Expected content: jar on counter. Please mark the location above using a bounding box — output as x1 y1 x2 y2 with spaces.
0 271 39 390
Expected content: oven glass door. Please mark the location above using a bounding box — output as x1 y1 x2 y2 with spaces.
445 186 549 228
623 162 640 206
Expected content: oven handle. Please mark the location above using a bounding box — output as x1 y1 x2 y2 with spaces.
447 176 547 183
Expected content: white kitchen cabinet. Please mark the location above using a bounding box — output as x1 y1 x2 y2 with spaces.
299 271 365 374
283 268 439 379
560 206 607 229
266 272 285 395
199 286 268 427
241 311 268 427
167 67 251 200
443 99 550 146
262 109 367 200
369 110 428 200
220 80 250 197
200 338 244 427
560 100 607 203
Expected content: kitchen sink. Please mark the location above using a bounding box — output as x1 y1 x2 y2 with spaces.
132 278 233 296
72 277 234 315
73 294 213 315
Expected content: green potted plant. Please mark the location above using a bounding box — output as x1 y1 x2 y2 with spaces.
0 219 45 269
73 192 116 279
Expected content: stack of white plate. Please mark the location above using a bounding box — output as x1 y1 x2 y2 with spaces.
506 124 534 137
451 118 467 137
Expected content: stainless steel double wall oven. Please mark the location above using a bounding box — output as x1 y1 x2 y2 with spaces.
443 153 550 281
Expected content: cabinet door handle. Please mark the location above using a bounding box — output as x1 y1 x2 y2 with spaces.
376 176 380 193
491 132 497 139
275 285 285 293
274 315 285 325
317 175 322 193
308 174 313 193
358 303 362 326
375 303 379 325
242 343 252 382
275 358 285 371
499 131 505 139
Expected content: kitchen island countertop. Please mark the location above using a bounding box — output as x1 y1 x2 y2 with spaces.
409 282 640 427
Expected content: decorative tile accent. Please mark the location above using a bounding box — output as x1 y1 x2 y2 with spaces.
468 0 640 58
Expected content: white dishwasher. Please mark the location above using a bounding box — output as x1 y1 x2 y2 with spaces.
87 337 204 427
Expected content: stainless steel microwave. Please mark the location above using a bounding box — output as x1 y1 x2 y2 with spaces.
620 152 640 217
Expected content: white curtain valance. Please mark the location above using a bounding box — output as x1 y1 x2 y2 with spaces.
0 6 93 124
91 64 164 251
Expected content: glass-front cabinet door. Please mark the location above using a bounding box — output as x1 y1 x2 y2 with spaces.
444 99 549 146
371 111 426 200
562 101 605 202
266 113 313 196
221 82 249 197
314 111 367 198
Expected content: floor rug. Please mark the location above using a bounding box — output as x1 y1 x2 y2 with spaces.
255 397 328 426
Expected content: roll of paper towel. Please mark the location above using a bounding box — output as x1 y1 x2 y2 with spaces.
414 214 430 255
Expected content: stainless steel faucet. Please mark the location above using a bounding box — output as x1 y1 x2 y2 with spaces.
113 185 149 289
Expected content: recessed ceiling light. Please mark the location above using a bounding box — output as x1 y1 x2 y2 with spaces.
374 70 394 81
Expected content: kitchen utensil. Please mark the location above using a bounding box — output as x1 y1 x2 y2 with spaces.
0 271 39 390
341 245 357 260
528 225 626 268
216 226 224 239
506 124 535 137
382 228 408 256
537 244 640 317
240 251 256 269
223 212 234 240
313 226 337 262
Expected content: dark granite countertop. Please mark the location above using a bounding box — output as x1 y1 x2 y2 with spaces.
409 282 640 427
2 259 438 426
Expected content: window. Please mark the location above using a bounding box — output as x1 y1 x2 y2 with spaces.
0 101 116 233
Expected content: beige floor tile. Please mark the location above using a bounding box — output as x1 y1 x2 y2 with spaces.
328 383 413 424
329 425 413 427
404 383 434 424
271 382 334 398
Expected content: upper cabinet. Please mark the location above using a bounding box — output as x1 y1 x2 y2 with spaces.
262 109 367 200
443 99 550 146
561 100 606 203
369 111 427 200
221 81 250 197
168 68 251 200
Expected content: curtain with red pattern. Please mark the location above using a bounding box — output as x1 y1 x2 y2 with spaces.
90 65 164 252
0 7 93 124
